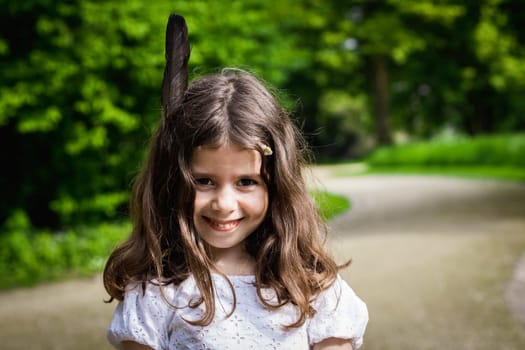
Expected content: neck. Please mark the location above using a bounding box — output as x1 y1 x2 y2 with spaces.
211 249 255 276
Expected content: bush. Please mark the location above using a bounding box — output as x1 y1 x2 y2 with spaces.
368 133 525 167
311 190 351 221
0 221 130 289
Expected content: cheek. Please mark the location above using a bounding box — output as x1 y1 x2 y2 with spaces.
251 191 269 217
193 192 208 212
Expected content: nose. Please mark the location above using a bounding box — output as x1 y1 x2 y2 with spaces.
211 186 237 212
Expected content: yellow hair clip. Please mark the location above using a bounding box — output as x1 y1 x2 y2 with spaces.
262 144 273 156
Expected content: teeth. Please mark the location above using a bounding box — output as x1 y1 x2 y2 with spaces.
209 219 239 230
214 221 236 229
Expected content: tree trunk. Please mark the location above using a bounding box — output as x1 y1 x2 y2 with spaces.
372 54 393 145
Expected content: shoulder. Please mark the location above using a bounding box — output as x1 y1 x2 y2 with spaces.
107 279 192 349
308 274 369 349
315 275 363 308
114 280 181 325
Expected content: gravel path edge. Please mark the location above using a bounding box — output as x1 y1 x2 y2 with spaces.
506 252 525 326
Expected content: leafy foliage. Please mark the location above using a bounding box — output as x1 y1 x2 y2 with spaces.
0 214 130 289
1 0 525 241
1 0 170 228
368 133 525 167
0 0 310 229
311 190 351 221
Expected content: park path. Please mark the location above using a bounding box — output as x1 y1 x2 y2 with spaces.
0 173 524 349
309 170 525 236
310 171 525 349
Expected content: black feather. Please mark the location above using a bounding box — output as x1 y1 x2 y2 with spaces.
161 14 190 117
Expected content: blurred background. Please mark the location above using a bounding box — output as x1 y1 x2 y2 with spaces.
0 0 524 349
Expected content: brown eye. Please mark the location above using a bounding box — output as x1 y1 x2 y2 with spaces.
194 178 213 186
238 179 258 187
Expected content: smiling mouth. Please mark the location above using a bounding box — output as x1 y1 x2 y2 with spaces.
204 217 242 232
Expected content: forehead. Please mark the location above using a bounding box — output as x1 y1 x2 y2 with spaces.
190 144 262 175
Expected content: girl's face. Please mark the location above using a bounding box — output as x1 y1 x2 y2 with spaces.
190 143 269 262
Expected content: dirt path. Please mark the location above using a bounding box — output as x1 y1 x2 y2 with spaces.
312 173 525 349
1 174 524 349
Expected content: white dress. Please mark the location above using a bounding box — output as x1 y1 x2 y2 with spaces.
107 273 368 350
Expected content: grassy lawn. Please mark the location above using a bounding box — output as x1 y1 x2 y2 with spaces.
367 165 525 181
325 162 525 182
331 132 525 182
311 190 351 221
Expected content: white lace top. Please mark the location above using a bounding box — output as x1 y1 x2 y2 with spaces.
107 274 368 350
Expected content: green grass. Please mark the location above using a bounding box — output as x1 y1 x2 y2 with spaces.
0 221 130 289
328 163 525 182
366 165 525 181
368 133 525 167
311 190 351 221
324 133 525 182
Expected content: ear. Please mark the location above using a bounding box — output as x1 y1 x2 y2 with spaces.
161 14 191 118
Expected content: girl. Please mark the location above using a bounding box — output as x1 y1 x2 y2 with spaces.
104 14 368 350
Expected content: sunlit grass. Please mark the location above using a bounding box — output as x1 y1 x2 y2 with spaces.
328 163 525 182
311 190 351 221
368 133 525 167
0 222 130 289
321 133 525 182
367 165 525 181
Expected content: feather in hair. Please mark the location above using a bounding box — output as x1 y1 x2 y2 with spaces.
161 14 191 117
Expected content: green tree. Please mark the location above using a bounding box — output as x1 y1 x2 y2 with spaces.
0 0 314 230
322 1 464 144
2 0 525 232
0 0 170 228
390 0 525 136
467 0 525 132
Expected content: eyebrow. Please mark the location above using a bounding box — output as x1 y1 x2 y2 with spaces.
191 171 262 178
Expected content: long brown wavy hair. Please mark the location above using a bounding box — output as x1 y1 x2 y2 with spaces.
103 14 345 328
